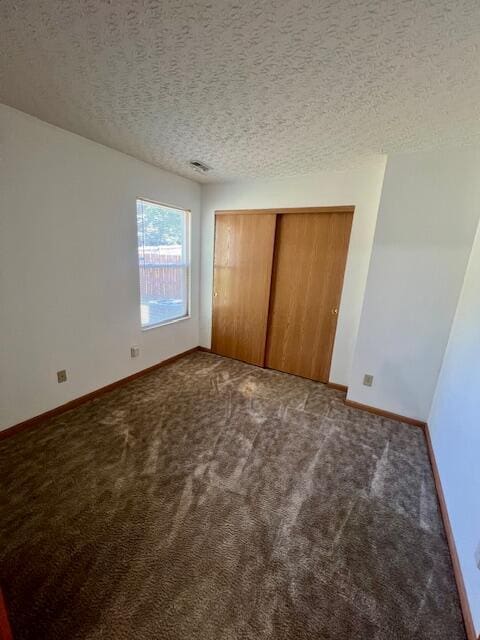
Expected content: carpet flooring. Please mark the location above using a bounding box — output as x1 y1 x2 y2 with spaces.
0 351 465 640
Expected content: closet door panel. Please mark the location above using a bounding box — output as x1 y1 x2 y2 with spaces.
265 212 353 382
211 213 277 366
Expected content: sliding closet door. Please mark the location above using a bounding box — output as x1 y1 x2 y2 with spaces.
211 213 277 366
266 212 353 382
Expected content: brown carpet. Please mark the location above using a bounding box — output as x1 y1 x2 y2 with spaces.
0 351 465 639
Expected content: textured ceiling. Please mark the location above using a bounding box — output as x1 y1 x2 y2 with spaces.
1 1 480 182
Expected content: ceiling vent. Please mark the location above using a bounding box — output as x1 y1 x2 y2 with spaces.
189 160 211 173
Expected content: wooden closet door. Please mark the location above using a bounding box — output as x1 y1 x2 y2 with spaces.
265 212 353 382
211 213 277 366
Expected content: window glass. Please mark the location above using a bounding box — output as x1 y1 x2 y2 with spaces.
136 199 189 328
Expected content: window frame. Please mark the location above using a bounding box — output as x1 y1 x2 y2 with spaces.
136 197 191 331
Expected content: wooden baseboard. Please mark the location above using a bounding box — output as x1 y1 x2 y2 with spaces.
344 399 426 429
327 382 348 393
423 424 477 640
197 346 212 353
0 346 200 441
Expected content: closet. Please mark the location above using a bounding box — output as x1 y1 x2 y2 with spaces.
211 207 353 383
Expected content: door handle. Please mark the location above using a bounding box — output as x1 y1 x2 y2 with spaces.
332 308 338 315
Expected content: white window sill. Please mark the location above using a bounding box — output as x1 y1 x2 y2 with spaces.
141 314 191 331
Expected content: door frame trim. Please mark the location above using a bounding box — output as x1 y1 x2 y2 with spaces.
215 206 355 216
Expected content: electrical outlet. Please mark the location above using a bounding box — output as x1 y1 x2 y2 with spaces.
130 345 140 358
57 369 67 383
363 374 374 387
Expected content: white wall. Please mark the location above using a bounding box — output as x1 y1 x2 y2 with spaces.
429 219 480 636
348 147 480 422
0 105 201 431
200 157 387 386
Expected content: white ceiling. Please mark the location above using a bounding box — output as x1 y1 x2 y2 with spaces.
1 0 480 183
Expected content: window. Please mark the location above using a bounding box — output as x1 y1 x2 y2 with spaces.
136 198 190 328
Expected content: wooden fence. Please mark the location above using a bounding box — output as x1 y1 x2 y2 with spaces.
139 247 186 300
139 263 186 300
